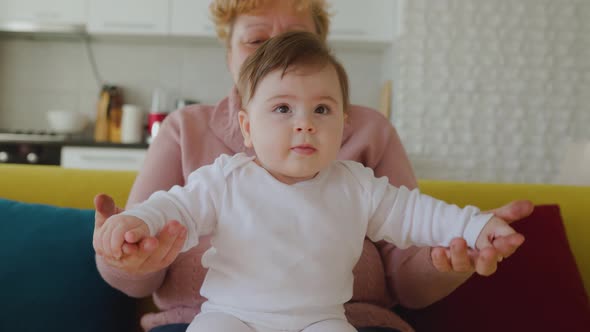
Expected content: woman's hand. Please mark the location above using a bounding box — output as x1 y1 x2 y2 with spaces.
430 200 534 276
92 194 187 276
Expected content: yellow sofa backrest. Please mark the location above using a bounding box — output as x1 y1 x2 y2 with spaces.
0 165 136 208
1 164 588 294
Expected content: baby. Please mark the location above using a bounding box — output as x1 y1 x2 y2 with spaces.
98 31 520 332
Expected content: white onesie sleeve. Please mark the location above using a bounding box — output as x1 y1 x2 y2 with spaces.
345 161 493 249
122 155 229 252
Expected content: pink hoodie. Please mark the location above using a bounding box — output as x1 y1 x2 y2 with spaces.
96 88 471 332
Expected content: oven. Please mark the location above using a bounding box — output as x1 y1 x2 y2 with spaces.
0 131 65 165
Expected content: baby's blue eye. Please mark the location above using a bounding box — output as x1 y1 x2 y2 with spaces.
315 105 330 114
274 105 291 113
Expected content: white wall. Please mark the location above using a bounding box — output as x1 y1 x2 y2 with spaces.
0 36 388 130
393 0 589 184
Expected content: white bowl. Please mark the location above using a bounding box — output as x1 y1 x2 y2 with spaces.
46 110 89 134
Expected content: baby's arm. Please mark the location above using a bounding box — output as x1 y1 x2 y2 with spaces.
366 182 494 249
99 213 150 260
120 158 225 252
369 184 522 255
121 184 216 253
101 155 228 258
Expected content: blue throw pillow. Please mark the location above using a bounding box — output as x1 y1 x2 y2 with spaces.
0 198 137 332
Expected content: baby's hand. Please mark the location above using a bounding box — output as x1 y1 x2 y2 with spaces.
475 216 525 260
99 214 150 260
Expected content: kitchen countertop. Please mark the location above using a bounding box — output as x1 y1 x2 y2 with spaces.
0 130 149 149
62 132 149 148
63 139 148 149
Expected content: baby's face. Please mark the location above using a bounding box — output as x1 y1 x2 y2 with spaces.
238 64 346 184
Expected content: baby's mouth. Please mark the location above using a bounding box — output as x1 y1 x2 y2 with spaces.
291 144 317 155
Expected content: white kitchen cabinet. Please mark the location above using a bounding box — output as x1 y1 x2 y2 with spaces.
0 0 86 27
328 0 397 43
170 0 398 42
170 0 215 37
87 0 169 35
61 146 147 171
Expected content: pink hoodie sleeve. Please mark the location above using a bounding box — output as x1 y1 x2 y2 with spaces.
95 113 185 298
371 120 473 309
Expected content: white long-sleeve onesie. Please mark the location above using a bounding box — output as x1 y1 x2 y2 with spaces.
123 153 492 330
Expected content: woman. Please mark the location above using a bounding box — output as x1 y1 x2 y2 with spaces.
93 1 533 331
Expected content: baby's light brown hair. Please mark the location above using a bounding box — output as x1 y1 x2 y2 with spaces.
237 31 350 111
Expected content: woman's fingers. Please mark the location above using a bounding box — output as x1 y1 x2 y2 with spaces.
98 220 186 275
431 238 478 274
94 194 123 228
93 194 112 256
141 221 186 268
483 200 534 224
493 233 525 258
93 193 125 257
431 247 453 272
102 219 116 259
431 238 473 273
432 233 525 276
140 236 159 253
100 237 157 273
449 238 473 273
93 233 104 256
475 247 498 276
105 221 182 275
161 228 187 267
94 194 112 229
142 221 185 271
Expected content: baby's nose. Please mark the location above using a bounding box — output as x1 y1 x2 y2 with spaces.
295 126 315 133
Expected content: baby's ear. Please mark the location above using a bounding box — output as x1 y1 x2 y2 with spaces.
238 109 253 148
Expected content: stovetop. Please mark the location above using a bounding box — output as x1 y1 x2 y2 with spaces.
0 129 68 142
0 129 149 149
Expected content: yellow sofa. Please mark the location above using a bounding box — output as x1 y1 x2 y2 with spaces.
1 164 589 330
2 164 587 294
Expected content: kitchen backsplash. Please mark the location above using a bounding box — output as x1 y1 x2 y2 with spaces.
392 0 589 184
0 37 390 130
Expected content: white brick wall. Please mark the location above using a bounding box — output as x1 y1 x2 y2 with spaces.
393 0 589 184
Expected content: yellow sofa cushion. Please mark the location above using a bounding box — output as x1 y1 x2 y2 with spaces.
419 179 590 295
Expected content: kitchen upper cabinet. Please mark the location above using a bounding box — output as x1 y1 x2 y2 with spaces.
328 0 396 43
0 0 86 26
87 0 169 35
79 0 397 45
170 0 216 37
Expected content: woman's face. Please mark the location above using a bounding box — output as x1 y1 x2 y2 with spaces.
227 2 317 83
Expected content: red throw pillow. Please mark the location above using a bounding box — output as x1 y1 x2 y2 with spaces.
399 204 590 332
